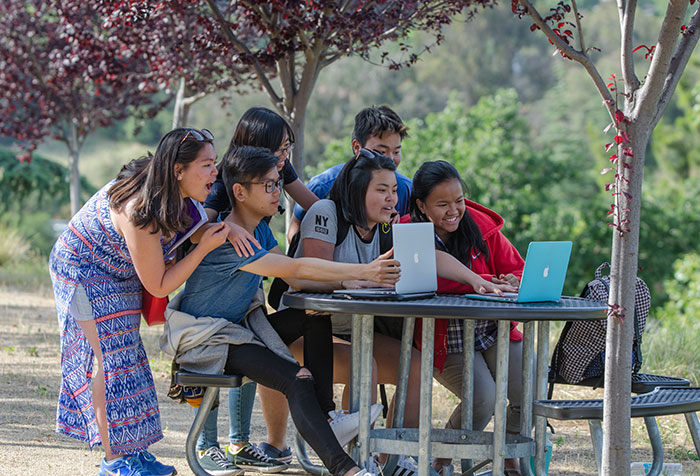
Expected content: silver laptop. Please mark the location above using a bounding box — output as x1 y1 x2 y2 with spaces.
465 241 572 303
332 222 437 300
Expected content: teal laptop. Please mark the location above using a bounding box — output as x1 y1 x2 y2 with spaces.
465 241 573 303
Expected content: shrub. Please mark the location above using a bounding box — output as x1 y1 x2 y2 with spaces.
0 226 30 267
643 253 700 384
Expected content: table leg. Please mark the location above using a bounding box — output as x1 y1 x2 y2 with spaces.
460 319 475 473
685 412 700 458
394 317 416 428
358 314 375 469
419 318 436 476
534 321 550 476
350 314 362 414
519 321 536 476
492 320 511 476
349 314 362 460
381 317 416 475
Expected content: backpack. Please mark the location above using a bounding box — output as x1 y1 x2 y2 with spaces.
548 262 651 392
267 201 393 310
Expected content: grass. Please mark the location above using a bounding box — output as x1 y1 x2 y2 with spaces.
0 253 52 296
643 315 700 387
0 226 31 268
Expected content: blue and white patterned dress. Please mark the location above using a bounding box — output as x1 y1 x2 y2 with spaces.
48 182 199 455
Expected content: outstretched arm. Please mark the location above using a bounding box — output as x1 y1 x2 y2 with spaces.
436 250 517 294
240 247 400 291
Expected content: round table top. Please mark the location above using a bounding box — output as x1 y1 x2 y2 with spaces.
282 292 607 321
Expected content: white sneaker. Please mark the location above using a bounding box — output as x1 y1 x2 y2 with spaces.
370 403 384 424
330 404 384 447
329 409 360 446
391 457 418 476
390 457 441 476
352 470 377 476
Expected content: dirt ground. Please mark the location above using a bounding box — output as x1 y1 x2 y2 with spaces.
1 288 698 476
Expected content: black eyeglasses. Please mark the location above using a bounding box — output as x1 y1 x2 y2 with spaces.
275 142 295 157
240 178 284 194
179 128 214 145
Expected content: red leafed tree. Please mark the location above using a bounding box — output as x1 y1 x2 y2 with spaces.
97 0 493 228
0 0 167 215
511 1 700 474
95 1 261 129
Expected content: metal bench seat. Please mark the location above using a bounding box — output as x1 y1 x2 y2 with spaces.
534 387 700 476
631 373 691 394
175 371 242 388
175 370 244 476
549 372 690 395
534 386 700 420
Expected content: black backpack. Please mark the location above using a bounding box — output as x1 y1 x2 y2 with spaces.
548 262 651 396
267 201 393 310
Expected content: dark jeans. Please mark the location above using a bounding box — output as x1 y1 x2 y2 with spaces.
224 308 355 476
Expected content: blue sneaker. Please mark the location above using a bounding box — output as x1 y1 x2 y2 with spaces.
257 442 292 464
138 451 176 476
99 455 153 476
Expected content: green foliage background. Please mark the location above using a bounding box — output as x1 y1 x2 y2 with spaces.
2 1 699 317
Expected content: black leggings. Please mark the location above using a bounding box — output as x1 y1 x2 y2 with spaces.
224 309 356 476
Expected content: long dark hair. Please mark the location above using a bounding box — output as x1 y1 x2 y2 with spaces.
229 107 294 151
410 160 489 266
329 150 396 229
108 128 213 236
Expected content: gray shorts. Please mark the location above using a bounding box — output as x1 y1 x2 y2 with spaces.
70 284 94 321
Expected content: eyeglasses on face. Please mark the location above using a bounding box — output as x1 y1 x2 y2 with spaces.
240 178 284 194
275 142 295 157
179 128 214 145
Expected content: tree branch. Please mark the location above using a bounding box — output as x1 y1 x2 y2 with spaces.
635 0 688 121
651 5 700 129
293 38 326 121
239 0 272 24
571 0 586 53
321 52 344 69
204 0 283 108
518 0 616 120
618 0 640 91
181 90 207 107
277 57 296 118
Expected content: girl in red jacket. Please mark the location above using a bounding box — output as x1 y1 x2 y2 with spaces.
408 160 526 476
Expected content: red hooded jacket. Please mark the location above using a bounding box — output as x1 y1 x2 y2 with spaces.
402 199 525 372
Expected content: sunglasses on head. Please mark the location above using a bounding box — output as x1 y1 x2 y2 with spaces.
179 128 214 145
355 148 378 161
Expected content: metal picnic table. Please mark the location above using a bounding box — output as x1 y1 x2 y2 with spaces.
282 292 607 476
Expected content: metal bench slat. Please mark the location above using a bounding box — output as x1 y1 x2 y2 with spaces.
175 370 243 388
631 373 690 394
550 372 689 394
534 387 700 420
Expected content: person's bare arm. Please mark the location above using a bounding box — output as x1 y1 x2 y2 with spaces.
241 247 400 289
435 250 517 294
190 207 260 257
284 178 318 211
116 211 229 297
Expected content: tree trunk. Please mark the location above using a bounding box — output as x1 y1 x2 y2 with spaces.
172 77 192 129
286 112 306 233
602 122 648 476
67 121 82 216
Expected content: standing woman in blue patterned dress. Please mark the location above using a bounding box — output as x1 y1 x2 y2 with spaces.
49 128 229 476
